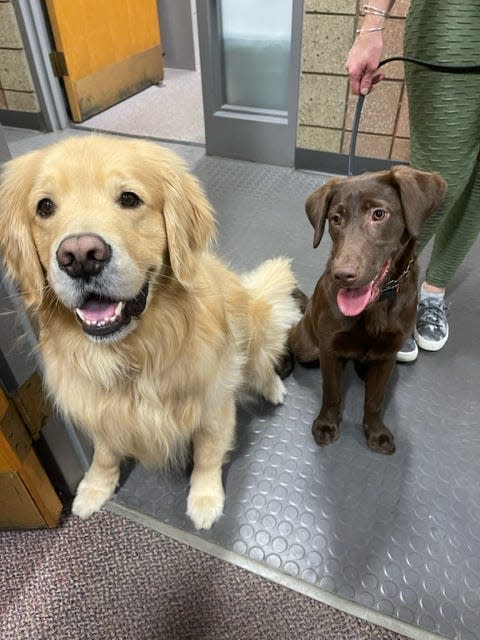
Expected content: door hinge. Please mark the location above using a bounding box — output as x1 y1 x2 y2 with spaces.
49 50 68 77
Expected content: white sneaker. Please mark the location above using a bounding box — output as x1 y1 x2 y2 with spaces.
397 336 418 363
414 297 449 351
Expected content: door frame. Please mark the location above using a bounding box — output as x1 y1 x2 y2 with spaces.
196 0 304 166
13 0 69 131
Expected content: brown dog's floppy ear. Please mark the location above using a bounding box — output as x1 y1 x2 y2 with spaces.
390 166 447 239
162 161 216 287
306 178 341 248
0 151 45 311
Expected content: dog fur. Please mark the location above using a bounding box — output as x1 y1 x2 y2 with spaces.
0 135 300 529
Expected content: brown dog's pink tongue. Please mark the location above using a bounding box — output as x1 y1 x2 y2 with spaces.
337 282 374 316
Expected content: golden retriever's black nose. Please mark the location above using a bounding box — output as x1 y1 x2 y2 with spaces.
56 234 111 279
333 265 359 286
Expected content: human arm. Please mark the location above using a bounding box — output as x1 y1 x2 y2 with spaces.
345 1 396 95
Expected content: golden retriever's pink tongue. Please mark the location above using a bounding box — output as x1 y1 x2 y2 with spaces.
80 299 117 322
337 282 374 317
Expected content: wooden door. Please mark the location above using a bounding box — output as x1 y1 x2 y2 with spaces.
45 0 164 122
0 384 62 529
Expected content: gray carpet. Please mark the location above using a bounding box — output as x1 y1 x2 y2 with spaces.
0 508 408 640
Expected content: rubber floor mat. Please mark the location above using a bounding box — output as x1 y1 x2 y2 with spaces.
113 155 480 640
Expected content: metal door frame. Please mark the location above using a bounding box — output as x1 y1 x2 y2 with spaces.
12 0 68 131
196 0 304 166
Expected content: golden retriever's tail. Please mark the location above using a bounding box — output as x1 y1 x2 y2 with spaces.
242 257 300 323
241 258 301 404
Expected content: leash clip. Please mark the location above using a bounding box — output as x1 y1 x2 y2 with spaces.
378 282 400 301
378 257 415 302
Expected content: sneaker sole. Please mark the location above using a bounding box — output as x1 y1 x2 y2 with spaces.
397 345 419 363
414 326 449 351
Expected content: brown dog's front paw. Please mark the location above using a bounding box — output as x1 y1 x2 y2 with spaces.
365 425 396 455
312 419 340 447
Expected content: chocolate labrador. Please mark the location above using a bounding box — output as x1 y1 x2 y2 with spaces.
291 166 447 454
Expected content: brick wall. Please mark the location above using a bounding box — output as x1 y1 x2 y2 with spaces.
0 0 39 113
297 0 411 162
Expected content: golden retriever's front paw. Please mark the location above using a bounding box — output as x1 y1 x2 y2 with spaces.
187 489 225 530
72 482 114 519
263 375 286 405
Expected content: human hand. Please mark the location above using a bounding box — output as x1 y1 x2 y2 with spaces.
345 32 385 95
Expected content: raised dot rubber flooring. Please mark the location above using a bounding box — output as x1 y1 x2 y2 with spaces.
114 155 480 640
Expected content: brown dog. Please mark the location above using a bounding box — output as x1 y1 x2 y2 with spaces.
290 167 447 454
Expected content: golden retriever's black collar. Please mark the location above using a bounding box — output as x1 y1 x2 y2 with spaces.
125 280 149 318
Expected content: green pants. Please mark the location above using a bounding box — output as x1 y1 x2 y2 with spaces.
404 0 480 288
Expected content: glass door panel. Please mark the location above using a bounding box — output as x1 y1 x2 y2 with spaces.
197 0 303 166
220 0 292 111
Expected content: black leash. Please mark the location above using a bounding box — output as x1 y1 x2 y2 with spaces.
347 56 480 176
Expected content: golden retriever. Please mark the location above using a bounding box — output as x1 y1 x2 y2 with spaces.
0 135 300 529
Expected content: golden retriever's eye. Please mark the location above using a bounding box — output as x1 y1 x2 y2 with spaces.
36 198 56 218
372 208 388 221
119 191 142 208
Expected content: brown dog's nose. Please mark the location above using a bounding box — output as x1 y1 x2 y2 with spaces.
333 265 359 286
56 234 111 279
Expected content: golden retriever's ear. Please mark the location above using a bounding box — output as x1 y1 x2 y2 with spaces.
306 178 341 248
390 166 447 239
0 152 45 310
162 166 216 287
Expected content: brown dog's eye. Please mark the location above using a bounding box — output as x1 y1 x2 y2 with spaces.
119 191 142 208
372 208 387 221
36 198 56 218
329 213 342 226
